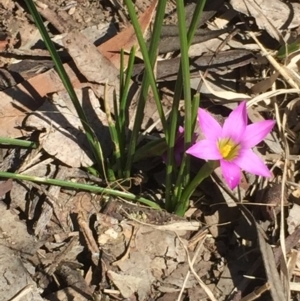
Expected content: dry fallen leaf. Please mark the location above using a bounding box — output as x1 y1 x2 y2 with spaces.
10 161 56 213
99 0 158 68
62 30 121 109
62 30 119 84
0 179 12 198
0 202 43 301
251 72 280 94
25 88 111 167
115 225 186 300
0 64 81 138
287 204 300 235
0 0 14 10
107 271 142 298
0 1 157 138
46 287 91 301
230 0 300 40
199 73 251 100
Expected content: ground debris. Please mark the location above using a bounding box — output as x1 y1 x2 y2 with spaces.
2 0 300 300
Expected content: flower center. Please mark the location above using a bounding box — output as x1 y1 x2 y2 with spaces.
218 138 240 161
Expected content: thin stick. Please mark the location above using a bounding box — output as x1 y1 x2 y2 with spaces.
176 234 217 301
8 284 34 301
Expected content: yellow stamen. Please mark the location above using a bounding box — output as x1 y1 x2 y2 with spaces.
218 138 240 161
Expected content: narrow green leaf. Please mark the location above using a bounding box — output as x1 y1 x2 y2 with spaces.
277 41 300 59
124 0 168 178
0 137 38 148
165 0 207 212
25 0 106 175
175 161 217 216
0 171 161 209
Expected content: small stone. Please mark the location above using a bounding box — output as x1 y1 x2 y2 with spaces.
68 6 76 15
83 15 92 23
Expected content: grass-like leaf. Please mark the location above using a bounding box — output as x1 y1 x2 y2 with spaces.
175 161 218 216
24 0 107 176
124 0 168 178
0 171 161 209
0 137 38 148
117 47 136 177
165 0 207 212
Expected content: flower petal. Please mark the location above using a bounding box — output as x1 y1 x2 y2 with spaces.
234 149 272 177
220 160 241 189
222 101 247 143
186 140 222 160
178 126 184 134
198 108 222 141
241 120 275 148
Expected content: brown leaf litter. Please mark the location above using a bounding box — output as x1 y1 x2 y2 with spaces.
2 0 300 300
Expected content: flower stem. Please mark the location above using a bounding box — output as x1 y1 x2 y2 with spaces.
175 161 218 216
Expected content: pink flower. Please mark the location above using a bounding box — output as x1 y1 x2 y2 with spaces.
186 102 275 189
163 126 197 166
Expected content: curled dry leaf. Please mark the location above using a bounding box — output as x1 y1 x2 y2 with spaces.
199 73 251 100
230 0 300 40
